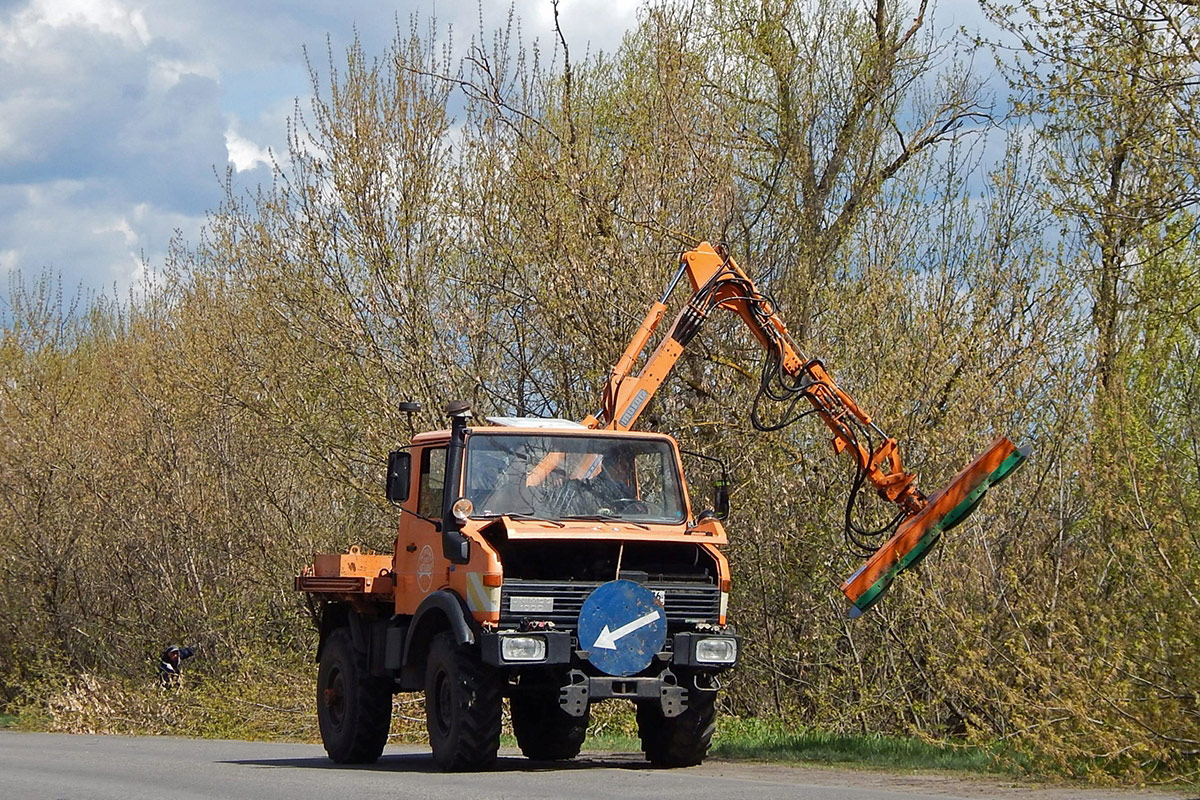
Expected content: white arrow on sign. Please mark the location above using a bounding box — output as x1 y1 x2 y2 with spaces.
591 609 662 650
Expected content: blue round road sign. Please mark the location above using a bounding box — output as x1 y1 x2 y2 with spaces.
578 579 667 677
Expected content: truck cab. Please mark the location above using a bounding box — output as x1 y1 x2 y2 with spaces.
297 409 738 770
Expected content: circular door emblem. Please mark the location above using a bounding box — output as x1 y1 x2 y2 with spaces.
578 580 666 677
417 545 434 593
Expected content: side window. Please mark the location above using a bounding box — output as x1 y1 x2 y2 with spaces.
418 447 447 519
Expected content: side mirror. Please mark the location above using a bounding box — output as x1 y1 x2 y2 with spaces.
443 529 470 563
385 450 411 503
713 479 730 521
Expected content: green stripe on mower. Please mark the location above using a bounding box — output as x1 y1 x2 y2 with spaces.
989 443 1031 486
846 520 950 619
941 443 1031 533
939 477 991 533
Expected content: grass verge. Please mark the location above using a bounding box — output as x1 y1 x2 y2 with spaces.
563 705 1011 775
710 717 1015 773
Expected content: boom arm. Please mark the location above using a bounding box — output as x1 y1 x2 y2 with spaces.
585 243 924 515
587 242 1029 616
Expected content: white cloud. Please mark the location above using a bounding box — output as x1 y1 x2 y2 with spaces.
0 0 230 295
0 249 17 276
5 0 151 48
0 178 204 291
150 57 220 92
224 126 273 173
529 0 641 55
93 216 138 247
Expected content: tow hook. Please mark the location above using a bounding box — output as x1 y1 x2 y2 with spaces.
660 669 687 718
559 670 589 717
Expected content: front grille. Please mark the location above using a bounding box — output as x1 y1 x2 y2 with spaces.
501 579 720 628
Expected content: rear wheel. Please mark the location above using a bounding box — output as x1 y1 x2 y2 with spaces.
424 631 503 771
316 627 393 763
511 694 589 760
637 689 716 767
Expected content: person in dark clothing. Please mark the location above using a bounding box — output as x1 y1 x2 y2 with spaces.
158 645 196 689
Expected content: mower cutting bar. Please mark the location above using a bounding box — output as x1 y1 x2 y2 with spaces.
840 437 1031 617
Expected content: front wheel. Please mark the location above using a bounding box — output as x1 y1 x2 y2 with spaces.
636 689 717 767
511 694 589 760
424 631 503 771
316 627 393 763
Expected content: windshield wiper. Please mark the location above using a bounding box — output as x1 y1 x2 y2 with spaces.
560 514 650 530
503 513 565 528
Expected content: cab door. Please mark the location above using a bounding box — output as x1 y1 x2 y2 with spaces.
394 444 446 615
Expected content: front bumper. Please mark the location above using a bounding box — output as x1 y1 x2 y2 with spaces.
555 666 725 718
479 629 740 670
479 629 740 717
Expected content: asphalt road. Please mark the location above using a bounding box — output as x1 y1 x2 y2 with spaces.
0 732 1190 800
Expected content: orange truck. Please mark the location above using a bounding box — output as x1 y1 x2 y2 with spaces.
295 243 1029 771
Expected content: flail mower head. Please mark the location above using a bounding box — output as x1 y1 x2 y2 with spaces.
841 437 1031 618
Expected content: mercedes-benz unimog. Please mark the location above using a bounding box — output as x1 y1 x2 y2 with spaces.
295 243 1029 771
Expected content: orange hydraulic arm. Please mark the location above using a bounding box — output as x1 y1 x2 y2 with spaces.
585 242 1029 616
584 242 922 513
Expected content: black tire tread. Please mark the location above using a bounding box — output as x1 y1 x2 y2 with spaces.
637 689 717 767
511 694 588 761
425 632 503 771
317 627 393 764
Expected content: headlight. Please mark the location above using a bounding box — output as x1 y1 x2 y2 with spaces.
500 635 547 662
694 637 738 664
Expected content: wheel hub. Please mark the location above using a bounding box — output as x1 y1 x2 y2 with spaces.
324 669 346 727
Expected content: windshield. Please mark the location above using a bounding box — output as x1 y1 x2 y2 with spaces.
464 433 686 524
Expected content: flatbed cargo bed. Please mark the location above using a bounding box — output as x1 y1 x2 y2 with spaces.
295 546 394 601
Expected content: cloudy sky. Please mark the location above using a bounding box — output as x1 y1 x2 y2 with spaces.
0 0 646 301
0 0 992 303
